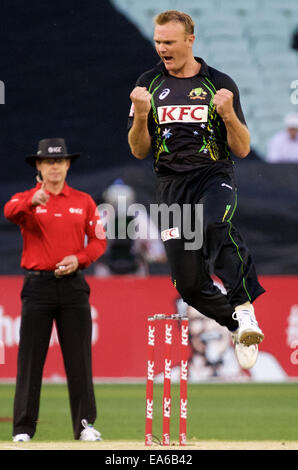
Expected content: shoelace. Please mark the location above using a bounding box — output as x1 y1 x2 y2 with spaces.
81 419 101 438
81 419 90 429
232 310 258 326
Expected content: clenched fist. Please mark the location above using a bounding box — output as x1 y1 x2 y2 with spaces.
213 88 234 120
130 86 152 117
31 180 50 206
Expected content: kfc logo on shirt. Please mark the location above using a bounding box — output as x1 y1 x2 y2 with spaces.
158 105 208 124
161 227 180 242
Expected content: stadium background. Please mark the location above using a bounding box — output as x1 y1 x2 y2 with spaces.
0 0 298 384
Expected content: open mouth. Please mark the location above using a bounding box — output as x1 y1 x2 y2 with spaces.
163 56 173 62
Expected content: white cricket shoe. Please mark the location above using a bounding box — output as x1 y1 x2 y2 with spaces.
13 433 31 442
79 419 102 441
232 309 264 346
233 340 259 369
231 308 264 369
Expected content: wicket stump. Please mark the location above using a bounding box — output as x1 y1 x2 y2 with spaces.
145 314 189 446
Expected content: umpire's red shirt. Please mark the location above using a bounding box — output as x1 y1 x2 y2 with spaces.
4 182 107 271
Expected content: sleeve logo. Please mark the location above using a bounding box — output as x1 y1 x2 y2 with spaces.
161 227 180 242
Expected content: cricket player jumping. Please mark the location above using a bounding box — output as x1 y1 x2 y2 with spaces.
128 11 264 370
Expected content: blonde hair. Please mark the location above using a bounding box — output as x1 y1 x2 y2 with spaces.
154 10 195 35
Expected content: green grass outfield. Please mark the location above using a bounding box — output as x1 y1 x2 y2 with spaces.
0 382 298 442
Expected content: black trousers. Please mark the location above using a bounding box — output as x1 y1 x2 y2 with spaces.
13 271 97 439
157 166 265 331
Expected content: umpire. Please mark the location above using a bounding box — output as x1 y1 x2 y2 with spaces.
4 138 106 442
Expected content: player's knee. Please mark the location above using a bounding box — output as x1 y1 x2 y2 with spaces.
203 221 229 254
176 284 204 309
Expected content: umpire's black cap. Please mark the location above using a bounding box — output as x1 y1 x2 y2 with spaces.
25 138 80 167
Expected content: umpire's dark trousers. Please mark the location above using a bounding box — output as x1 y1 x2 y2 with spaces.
13 270 97 439
157 165 265 332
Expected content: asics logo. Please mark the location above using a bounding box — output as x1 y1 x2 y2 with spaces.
221 183 233 190
159 88 170 100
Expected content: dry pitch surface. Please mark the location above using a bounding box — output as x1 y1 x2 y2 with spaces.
1 440 298 450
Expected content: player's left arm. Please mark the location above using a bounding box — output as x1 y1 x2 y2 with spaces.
55 197 107 275
76 196 107 268
213 88 250 159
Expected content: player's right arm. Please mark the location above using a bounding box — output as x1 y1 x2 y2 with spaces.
4 190 35 224
4 182 49 224
128 86 152 160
